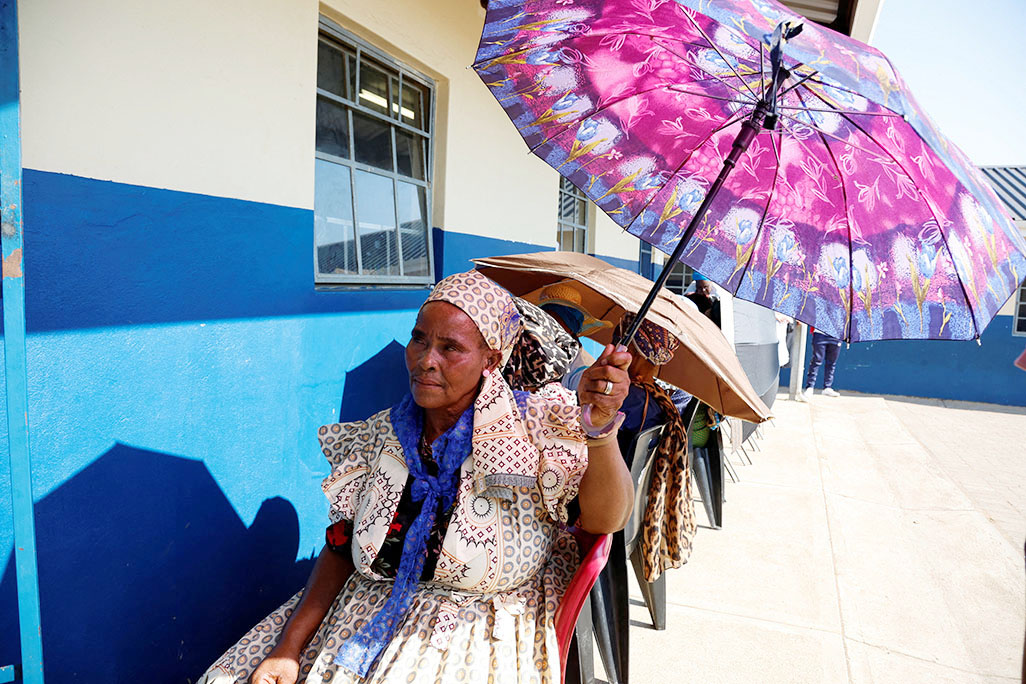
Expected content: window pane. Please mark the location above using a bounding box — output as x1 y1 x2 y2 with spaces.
401 82 425 130
390 75 401 119
398 182 429 276
396 130 425 180
574 227 585 253
558 226 573 251
353 112 393 171
358 61 391 115
575 198 587 224
559 191 575 222
355 170 399 276
314 160 356 275
317 41 346 97
316 97 350 159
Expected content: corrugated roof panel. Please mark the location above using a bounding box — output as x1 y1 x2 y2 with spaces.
980 166 1026 222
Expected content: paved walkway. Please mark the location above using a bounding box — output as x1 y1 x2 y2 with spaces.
621 391 1026 683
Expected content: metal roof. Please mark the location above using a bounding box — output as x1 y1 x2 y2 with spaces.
980 166 1026 222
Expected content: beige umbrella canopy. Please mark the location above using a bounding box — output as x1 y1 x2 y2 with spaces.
474 251 771 423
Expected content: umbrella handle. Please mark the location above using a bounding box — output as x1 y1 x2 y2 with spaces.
619 20 800 347
617 107 766 347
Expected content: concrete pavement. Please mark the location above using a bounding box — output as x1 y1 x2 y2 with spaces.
619 391 1026 683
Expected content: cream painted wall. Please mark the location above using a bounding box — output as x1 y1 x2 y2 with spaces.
311 1 560 247
19 0 561 247
592 210 640 262
20 0 318 209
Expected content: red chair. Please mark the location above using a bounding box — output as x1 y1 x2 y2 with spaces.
554 529 612 684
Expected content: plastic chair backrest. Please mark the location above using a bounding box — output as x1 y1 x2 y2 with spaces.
555 528 612 684
624 424 664 553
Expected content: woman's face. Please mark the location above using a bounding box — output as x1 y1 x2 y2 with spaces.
406 301 500 411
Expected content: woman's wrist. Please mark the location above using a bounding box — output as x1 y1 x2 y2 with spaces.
269 639 304 661
580 404 624 438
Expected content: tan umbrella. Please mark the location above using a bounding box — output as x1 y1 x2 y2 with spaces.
474 251 771 423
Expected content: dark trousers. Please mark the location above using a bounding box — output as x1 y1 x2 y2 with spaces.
804 332 841 389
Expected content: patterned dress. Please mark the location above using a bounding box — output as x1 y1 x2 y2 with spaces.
198 382 588 684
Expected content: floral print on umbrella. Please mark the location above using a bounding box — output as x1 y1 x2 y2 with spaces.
475 0 1026 340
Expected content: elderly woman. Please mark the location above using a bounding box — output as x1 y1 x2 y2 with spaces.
198 271 633 684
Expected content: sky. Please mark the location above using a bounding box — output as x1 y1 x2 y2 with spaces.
869 0 1026 167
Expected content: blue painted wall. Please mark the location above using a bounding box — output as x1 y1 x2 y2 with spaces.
589 252 639 274
0 170 641 682
780 315 1026 406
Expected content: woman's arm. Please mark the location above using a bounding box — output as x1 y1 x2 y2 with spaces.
576 437 634 533
250 544 354 683
575 344 634 534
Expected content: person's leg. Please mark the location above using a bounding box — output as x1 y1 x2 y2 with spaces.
822 342 841 389
804 340 826 389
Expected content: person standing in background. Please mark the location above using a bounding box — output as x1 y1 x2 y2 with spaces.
797 329 843 401
684 273 721 328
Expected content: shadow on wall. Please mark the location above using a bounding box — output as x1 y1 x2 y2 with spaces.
0 444 315 683
339 340 410 423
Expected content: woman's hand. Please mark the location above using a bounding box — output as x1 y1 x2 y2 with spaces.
250 647 300 684
247 544 353 684
577 344 631 426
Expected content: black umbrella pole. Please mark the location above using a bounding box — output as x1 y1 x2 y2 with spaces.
617 109 767 348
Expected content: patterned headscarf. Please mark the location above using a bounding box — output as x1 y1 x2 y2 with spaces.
614 313 681 366
425 270 522 366
504 296 581 391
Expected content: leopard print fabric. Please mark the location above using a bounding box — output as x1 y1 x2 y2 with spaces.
637 380 697 582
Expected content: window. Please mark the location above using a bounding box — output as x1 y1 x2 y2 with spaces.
557 177 589 253
639 243 653 279
1014 278 1026 336
314 22 434 285
664 262 694 296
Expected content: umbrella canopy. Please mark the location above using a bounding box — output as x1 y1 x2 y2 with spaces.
474 0 1026 342
474 251 772 423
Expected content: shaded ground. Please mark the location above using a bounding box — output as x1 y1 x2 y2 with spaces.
620 391 1025 683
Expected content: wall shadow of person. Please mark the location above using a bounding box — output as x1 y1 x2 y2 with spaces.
0 443 315 683
339 340 410 422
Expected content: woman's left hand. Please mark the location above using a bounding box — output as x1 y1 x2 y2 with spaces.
577 344 631 427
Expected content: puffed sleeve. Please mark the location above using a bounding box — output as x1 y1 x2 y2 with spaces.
318 409 388 524
523 394 588 525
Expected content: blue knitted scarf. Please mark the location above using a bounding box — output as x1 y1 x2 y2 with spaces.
333 393 474 676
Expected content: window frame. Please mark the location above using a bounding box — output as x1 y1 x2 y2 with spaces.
557 177 590 254
1013 277 1026 337
664 261 694 296
314 18 437 286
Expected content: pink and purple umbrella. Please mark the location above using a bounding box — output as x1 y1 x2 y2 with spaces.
473 0 1026 342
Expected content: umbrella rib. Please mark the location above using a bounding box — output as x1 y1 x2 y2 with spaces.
679 11 761 102
759 41 768 99
794 88 858 341
644 35 763 103
778 67 820 97
733 133 783 298
471 29 762 71
775 105 901 118
773 112 900 161
799 89 982 339
620 108 754 235
525 81 749 156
